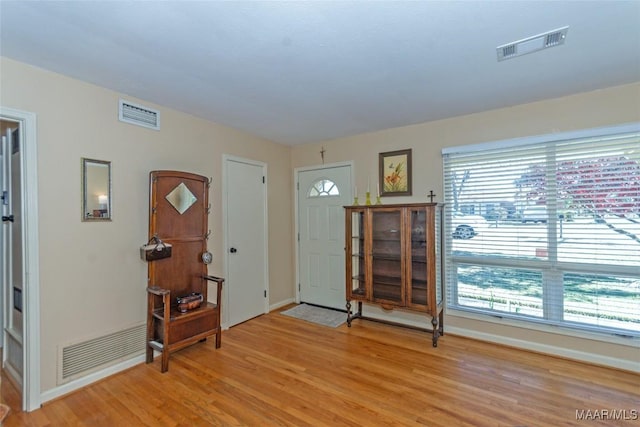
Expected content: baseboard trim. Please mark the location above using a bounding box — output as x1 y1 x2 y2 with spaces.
40 355 145 405
446 325 640 373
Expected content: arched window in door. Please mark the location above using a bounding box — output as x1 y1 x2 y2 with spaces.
308 179 340 197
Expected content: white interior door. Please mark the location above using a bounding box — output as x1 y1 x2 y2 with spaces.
298 164 352 309
225 156 268 327
0 108 40 412
0 133 6 351
2 124 24 390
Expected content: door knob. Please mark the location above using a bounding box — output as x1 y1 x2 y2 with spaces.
2 215 14 223
230 247 237 253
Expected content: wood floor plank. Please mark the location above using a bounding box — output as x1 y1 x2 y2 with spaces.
2 307 638 426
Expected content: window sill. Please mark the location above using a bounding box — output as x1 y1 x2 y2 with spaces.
446 307 640 348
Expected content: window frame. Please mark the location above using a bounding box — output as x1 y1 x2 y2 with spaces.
442 122 640 340
308 178 340 198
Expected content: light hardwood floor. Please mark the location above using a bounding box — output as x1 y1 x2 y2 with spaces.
2 308 639 426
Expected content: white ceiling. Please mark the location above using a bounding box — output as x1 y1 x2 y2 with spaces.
1 1 639 145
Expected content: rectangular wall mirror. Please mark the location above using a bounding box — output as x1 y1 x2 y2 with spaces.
82 158 111 221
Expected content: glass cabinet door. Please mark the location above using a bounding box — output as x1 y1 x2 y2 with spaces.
371 209 404 305
347 209 367 299
408 207 429 307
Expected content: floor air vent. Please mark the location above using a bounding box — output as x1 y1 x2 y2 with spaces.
59 324 146 384
119 99 160 130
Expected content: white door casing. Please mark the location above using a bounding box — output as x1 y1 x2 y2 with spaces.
0 107 40 412
223 156 269 327
296 163 352 310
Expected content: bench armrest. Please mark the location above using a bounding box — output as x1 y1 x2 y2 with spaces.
147 286 171 296
203 275 225 285
203 275 224 306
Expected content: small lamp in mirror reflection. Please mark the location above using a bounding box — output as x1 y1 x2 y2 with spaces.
97 194 109 218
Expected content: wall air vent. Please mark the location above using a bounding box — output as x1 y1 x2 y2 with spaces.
58 323 146 384
497 26 569 61
119 99 160 130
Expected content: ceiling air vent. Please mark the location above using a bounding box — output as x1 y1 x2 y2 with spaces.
497 26 569 61
119 99 160 130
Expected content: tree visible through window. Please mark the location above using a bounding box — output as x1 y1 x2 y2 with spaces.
443 125 640 337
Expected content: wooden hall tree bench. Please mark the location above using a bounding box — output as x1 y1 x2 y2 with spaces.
144 170 224 373
146 275 223 373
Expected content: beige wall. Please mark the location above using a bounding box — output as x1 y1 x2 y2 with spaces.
0 57 294 392
292 82 640 369
2 53 638 395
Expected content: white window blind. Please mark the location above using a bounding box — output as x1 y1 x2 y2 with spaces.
442 124 640 337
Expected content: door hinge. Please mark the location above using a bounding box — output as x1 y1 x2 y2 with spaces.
296 182 299 191
297 233 300 242
262 176 265 184
1 191 7 205
264 290 267 298
298 283 301 291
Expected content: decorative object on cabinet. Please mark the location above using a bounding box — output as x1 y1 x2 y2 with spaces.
344 203 444 347
379 149 412 196
145 170 224 372
81 158 111 221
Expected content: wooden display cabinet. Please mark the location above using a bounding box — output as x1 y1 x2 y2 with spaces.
345 203 444 346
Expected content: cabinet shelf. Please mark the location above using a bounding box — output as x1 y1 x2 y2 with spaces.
372 237 402 242
372 274 402 286
410 280 427 289
373 287 402 302
372 254 402 261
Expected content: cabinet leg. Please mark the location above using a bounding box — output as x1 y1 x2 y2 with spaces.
145 345 153 364
346 301 352 327
431 316 439 348
161 350 169 373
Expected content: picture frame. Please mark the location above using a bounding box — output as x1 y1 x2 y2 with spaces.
379 149 412 196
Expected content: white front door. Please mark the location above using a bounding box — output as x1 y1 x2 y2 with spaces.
224 156 268 327
297 164 352 309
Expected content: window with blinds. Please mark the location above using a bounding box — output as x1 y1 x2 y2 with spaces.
442 123 640 337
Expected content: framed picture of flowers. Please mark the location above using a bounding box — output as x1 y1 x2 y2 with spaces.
379 149 412 196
